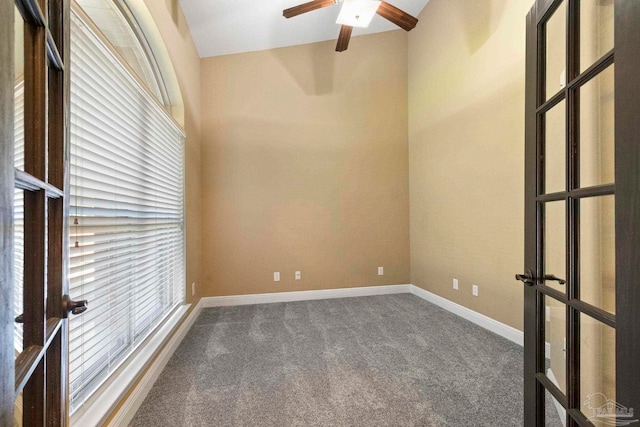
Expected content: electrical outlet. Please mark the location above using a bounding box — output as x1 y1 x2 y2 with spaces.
472 284 479 297
191 282 196 296
453 278 459 290
295 271 301 280
378 266 384 276
274 272 280 282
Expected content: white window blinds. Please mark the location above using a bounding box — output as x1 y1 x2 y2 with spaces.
68 10 185 411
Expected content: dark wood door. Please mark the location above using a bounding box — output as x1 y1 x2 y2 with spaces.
1 0 83 425
522 0 640 425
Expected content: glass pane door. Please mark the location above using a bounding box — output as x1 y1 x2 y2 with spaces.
522 0 640 425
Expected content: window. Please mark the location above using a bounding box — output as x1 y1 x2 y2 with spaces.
75 0 166 104
67 5 185 411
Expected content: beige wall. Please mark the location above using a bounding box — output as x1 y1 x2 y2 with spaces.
408 0 532 330
143 0 202 304
199 31 410 297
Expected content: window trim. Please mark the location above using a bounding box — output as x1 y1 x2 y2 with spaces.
71 1 183 133
112 0 170 108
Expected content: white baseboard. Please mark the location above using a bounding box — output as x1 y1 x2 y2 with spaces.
106 299 203 427
201 284 524 347
409 285 524 346
201 285 524 347
201 284 413 307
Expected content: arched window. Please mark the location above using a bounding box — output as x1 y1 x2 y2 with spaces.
68 0 185 413
75 0 167 105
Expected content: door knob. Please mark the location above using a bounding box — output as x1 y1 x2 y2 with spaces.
63 295 88 317
515 269 536 285
515 270 566 286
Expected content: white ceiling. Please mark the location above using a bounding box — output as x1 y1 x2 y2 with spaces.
179 0 429 58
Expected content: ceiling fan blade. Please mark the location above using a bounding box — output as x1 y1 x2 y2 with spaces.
376 1 418 31
335 25 353 52
283 0 336 19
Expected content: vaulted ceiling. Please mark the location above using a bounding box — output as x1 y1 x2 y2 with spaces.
179 0 429 58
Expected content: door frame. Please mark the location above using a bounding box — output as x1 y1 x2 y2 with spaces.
613 0 640 419
524 0 640 425
1 0 16 423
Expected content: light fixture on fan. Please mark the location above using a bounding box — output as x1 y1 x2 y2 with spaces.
283 0 418 52
336 0 381 28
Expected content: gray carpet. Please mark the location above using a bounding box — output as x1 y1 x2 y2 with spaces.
131 294 525 426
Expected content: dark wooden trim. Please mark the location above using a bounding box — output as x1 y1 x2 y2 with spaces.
570 300 615 328
22 2 48 425
536 372 568 408
567 49 614 91
565 409 592 427
0 0 15 424
536 192 566 202
615 0 640 417
569 184 615 198
534 184 614 202
566 2 579 418
536 0 562 25
23 23 47 181
536 89 565 114
22 189 47 427
534 289 616 330
536 284 567 302
46 333 65 426
566 304 580 416
524 5 541 426
46 0 70 424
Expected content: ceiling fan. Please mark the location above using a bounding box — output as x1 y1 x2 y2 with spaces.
283 0 419 52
